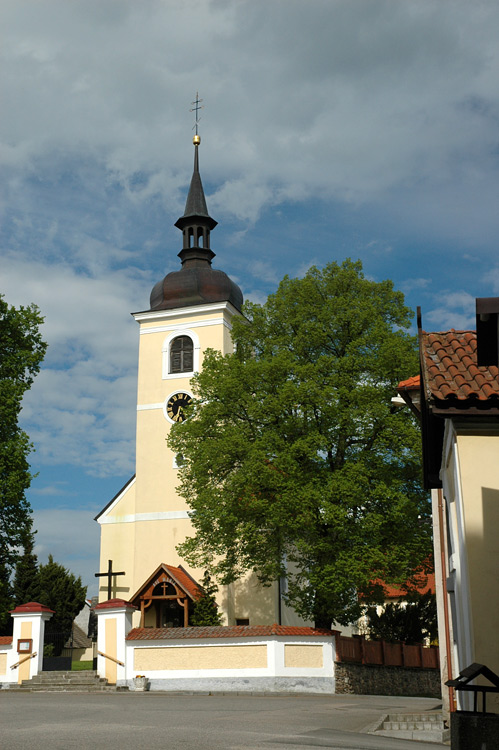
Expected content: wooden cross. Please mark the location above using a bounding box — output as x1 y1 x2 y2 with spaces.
95 559 126 601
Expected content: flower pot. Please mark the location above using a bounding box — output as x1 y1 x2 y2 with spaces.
133 676 148 691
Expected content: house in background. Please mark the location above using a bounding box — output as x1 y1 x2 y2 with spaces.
397 301 499 713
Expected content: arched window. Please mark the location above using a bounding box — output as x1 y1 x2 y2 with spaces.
170 335 194 374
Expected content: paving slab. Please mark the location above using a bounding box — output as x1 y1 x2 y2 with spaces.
0 691 447 750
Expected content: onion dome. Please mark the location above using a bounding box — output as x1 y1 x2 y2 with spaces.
150 136 243 312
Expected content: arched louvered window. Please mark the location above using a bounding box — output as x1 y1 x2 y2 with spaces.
170 335 194 374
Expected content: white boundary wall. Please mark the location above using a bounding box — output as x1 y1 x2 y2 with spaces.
123 634 336 693
95 599 336 693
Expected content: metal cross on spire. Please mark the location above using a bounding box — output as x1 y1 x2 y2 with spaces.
190 92 204 135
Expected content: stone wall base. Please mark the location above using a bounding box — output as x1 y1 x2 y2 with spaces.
335 662 441 698
120 676 335 694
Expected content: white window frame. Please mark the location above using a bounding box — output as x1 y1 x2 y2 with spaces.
162 329 200 380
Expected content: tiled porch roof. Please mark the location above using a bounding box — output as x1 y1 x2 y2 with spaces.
397 375 420 391
127 624 333 641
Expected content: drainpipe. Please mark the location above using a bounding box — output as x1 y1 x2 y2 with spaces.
438 488 455 712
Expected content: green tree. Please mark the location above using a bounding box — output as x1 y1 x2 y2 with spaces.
169 260 430 627
0 295 46 578
0 562 13 635
364 590 438 645
190 571 224 627
38 555 87 636
12 536 41 606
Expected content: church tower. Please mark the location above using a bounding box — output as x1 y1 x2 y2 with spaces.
96 134 298 628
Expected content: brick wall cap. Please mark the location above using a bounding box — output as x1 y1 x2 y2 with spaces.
10 602 55 614
127 624 333 641
95 598 137 611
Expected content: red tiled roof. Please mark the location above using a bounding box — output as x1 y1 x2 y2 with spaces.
397 375 420 391
0 636 13 645
127 624 333 641
10 602 55 614
164 565 202 601
95 598 136 610
421 330 499 404
383 572 435 599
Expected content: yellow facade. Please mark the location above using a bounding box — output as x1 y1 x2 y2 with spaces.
454 433 499 685
134 644 268 671
18 622 32 684
97 300 298 627
104 617 118 684
284 645 323 669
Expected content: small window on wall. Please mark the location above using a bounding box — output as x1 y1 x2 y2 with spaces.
236 618 250 626
170 336 194 374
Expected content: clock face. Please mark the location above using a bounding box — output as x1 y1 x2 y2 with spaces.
166 392 192 423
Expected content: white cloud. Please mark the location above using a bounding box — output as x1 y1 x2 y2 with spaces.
31 483 71 497
244 289 269 306
401 278 431 293
2 0 499 229
426 291 476 330
4 257 140 476
33 507 100 597
3 0 499 474
3 0 499 591
486 268 499 295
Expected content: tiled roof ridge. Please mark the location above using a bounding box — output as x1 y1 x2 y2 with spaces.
127 624 333 641
0 636 13 645
422 328 474 335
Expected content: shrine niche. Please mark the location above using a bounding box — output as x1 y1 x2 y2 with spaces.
131 564 201 628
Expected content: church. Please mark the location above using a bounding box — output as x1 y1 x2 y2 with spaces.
95 134 309 630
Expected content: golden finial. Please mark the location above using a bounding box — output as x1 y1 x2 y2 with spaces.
193 134 201 146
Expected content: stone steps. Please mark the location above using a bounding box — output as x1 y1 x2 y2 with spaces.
373 711 450 744
8 670 128 693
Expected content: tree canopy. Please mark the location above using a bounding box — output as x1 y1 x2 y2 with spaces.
190 571 224 627
364 591 438 645
169 260 430 627
0 295 46 575
38 555 87 635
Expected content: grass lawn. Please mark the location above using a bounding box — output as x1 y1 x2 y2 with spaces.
71 660 94 671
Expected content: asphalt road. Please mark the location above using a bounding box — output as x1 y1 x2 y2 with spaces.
0 692 447 750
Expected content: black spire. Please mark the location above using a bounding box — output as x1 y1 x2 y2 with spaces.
174 137 217 264
149 134 243 313
183 144 211 218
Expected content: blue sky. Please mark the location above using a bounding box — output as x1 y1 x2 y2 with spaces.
2 0 499 596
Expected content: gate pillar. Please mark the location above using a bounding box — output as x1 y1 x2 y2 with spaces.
95 599 136 685
9 602 54 683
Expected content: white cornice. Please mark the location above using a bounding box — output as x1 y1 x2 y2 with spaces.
138 317 233 336
99 510 191 525
132 301 240 324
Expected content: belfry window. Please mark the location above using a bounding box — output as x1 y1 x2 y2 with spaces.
170 335 194 374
